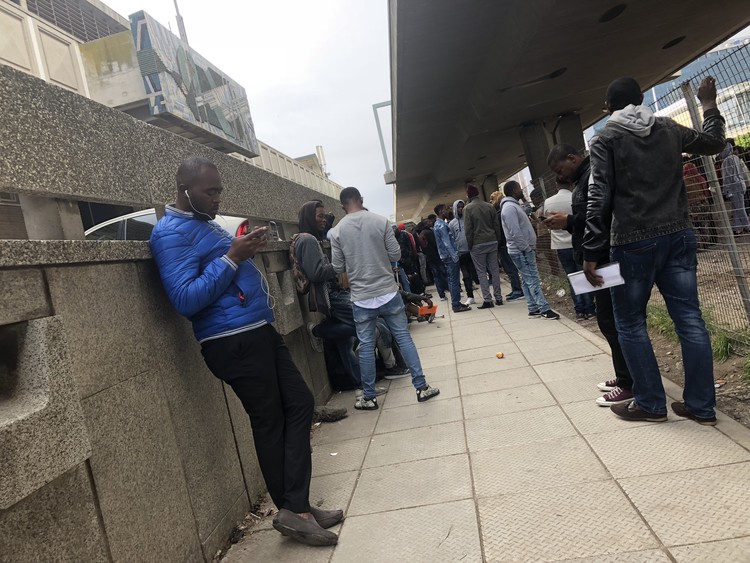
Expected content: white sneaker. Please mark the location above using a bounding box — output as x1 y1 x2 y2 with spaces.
465 297 475 305
440 296 447 301
307 322 324 353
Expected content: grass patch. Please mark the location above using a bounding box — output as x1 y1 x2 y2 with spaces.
646 305 677 341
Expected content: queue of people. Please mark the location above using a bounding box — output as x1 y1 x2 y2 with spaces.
146 74 726 550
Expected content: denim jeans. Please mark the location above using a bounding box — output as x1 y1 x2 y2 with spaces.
498 245 522 293
556 248 595 315
428 261 448 298
442 258 463 308
611 229 715 417
352 294 427 399
398 267 412 292
510 250 550 313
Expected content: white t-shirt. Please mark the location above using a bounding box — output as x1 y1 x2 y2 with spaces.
543 190 574 250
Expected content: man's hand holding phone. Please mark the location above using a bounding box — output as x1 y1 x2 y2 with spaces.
227 226 268 263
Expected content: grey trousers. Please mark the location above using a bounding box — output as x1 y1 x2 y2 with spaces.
470 241 503 302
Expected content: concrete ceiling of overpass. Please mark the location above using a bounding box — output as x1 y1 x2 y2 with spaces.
390 0 750 221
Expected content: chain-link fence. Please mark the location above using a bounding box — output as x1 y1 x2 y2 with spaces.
530 42 750 344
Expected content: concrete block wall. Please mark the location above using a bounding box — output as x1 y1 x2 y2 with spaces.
0 243 330 562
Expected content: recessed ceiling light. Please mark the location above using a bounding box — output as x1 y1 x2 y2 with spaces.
599 4 627 23
662 36 686 49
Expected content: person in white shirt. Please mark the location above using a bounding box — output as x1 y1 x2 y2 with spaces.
543 179 595 320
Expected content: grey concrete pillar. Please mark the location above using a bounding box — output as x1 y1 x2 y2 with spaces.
519 122 553 182
19 195 84 240
555 113 586 153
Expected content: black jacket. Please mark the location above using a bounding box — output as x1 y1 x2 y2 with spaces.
564 157 603 265
583 108 725 261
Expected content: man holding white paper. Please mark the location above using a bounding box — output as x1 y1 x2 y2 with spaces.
582 76 725 425
546 146 635 407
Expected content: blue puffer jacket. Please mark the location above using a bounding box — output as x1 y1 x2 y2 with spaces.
150 206 275 343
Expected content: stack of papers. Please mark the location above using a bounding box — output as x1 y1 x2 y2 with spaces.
568 262 625 295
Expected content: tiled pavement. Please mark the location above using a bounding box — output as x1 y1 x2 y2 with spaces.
224 298 750 562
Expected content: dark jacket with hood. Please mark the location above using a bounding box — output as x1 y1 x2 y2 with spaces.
295 201 340 317
562 156 605 265
583 104 725 261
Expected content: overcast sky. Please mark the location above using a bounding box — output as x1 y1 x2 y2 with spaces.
104 0 395 217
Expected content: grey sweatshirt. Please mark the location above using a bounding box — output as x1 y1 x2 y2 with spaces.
500 196 536 254
330 210 401 302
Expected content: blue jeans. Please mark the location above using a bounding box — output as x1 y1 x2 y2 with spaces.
314 290 361 386
442 258 462 308
498 245 522 293
398 268 412 292
428 261 447 298
352 294 427 399
556 248 595 315
510 250 550 313
611 229 715 417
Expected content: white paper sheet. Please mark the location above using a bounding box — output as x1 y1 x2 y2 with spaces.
567 262 625 295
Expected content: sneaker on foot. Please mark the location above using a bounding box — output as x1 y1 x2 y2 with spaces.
576 312 586 321
453 304 472 313
540 309 560 320
439 296 447 301
596 386 634 406
671 401 717 426
416 385 440 402
611 400 667 422
307 322 324 353
355 386 388 398
384 366 411 379
354 396 378 410
478 301 494 309
495 299 504 306
465 297 475 305
597 378 618 392
506 291 525 301
528 310 542 318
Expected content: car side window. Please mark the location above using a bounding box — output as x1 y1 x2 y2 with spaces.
85 221 123 241
124 213 158 240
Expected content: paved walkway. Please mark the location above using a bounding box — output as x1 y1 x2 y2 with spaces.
224 298 750 562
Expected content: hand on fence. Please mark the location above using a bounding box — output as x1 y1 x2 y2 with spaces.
696 76 717 110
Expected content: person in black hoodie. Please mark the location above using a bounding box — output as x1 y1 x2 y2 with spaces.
545 144 634 407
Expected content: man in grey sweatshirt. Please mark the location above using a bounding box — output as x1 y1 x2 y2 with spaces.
500 181 559 320
330 187 440 409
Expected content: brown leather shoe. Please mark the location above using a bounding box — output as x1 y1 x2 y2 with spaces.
309 506 344 529
272 509 338 546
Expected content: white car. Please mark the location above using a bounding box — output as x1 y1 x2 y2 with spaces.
84 208 249 241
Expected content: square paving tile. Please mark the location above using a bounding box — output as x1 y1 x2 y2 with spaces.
462 383 556 419
312 409 379 445
375 397 464 435
457 345 528 377
562 400 676 436
416 344 456 369
449 309 502 326
455 343 517 365
411 331 455 349
453 321 511 351
671 536 750 562
309 470 358 514
223 530 334 563
311 437 370 477
515 331 602 365
348 454 472 516
533 354 618 383
586 421 750 478
459 366 541 396
332 499 481 563
471 435 609 497
620 463 750 547
388 366 458 390
556 550 672 562
383 377 459 409
505 319 573 341
465 406 577 452
544 372 611 404
478 480 658 561
363 421 466 468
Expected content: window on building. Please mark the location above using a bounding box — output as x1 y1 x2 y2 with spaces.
26 0 127 42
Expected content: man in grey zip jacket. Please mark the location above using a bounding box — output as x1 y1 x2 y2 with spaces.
448 199 476 304
500 181 559 320
330 187 440 409
583 76 725 425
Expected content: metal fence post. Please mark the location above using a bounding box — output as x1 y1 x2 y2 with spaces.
681 81 750 325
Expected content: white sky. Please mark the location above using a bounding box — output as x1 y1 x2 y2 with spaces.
103 0 395 217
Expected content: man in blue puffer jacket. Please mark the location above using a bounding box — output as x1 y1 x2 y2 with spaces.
150 157 341 547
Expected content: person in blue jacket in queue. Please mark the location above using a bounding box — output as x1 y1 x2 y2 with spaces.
149 157 341 547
